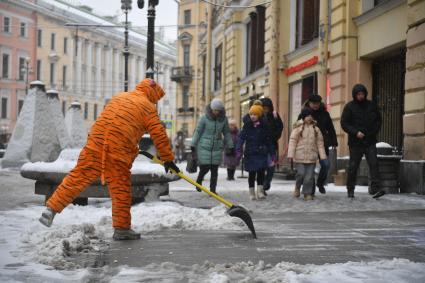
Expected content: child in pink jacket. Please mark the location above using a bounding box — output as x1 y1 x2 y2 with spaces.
288 108 327 200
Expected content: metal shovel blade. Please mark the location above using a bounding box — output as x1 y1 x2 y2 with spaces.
227 205 257 239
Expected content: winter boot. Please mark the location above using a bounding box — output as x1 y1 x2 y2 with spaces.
373 190 385 199
317 184 326 194
304 194 313 201
39 207 56 227
347 187 355 198
249 187 256 200
293 185 301 198
113 228 141 240
257 185 266 200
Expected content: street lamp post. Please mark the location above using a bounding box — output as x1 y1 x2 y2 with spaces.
138 0 159 79
121 0 132 91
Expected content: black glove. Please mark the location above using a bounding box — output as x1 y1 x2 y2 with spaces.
164 161 180 173
225 148 234 156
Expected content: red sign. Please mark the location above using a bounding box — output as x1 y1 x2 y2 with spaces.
284 56 318 76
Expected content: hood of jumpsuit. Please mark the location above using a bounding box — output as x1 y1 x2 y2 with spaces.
135 78 165 104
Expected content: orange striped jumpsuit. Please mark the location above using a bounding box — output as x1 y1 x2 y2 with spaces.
47 79 174 229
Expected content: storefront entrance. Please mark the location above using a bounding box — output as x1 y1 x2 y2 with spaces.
372 49 405 150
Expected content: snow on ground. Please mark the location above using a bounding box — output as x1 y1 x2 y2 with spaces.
0 201 243 271
168 165 425 213
1 164 425 281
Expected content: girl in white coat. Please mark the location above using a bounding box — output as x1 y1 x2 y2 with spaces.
288 108 327 200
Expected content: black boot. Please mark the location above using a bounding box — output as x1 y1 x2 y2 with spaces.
347 187 355 198
317 184 326 194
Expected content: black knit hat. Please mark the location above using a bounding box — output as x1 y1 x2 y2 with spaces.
308 93 322 103
300 108 313 120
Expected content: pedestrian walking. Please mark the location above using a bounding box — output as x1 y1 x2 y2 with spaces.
191 98 234 194
223 119 240 181
174 130 186 163
260 97 284 194
288 108 327 201
39 79 180 240
236 102 273 200
341 84 382 198
298 94 338 194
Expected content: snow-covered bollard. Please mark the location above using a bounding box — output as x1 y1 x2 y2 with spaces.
374 142 402 194
20 148 179 205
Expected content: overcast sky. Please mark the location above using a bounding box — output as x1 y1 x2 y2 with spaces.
79 0 178 41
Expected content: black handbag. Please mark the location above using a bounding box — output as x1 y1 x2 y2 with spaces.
186 152 198 173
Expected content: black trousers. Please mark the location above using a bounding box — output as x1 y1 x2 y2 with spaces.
227 168 236 179
197 165 219 192
347 144 380 191
248 170 265 187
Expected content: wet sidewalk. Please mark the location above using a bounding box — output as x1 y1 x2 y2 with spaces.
100 208 425 267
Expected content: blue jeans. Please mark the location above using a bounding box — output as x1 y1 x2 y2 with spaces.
263 166 274 191
317 158 330 186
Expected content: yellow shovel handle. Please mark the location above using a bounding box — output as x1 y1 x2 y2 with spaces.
149 154 234 208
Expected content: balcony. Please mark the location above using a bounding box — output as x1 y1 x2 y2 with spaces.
170 66 193 83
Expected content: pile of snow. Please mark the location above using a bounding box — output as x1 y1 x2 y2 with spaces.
0 201 242 270
376 142 392 148
108 259 425 282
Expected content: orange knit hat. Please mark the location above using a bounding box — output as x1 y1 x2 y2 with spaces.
135 78 165 104
249 104 263 117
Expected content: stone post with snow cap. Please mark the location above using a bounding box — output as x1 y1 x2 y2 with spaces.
64 101 87 148
1 81 63 168
46 89 71 150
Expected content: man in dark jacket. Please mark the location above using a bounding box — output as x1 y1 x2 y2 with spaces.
341 84 382 198
260 97 284 194
298 94 338 194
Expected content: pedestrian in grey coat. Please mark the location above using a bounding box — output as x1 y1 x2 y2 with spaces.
191 98 234 194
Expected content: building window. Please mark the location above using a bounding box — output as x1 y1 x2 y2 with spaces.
214 44 222 91
183 44 190 67
296 0 319 48
18 99 24 115
62 65 67 89
84 102 88 120
289 72 318 127
3 17 11 33
18 57 25 81
93 104 98 120
182 85 189 110
184 10 191 25
50 63 55 86
20 22 27 37
246 6 266 75
1 97 7 119
51 33 55 51
2 54 10 79
62 101 66 116
37 29 42 47
64 37 68 54
36 60 41 80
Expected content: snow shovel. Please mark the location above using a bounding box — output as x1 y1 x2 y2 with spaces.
141 151 257 239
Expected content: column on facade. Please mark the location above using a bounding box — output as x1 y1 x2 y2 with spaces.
130 54 136 90
403 0 425 160
105 46 113 99
75 39 83 96
114 49 120 93
139 57 146 79
95 43 102 98
86 40 93 97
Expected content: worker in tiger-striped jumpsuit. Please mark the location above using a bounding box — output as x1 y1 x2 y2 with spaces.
39 78 180 240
